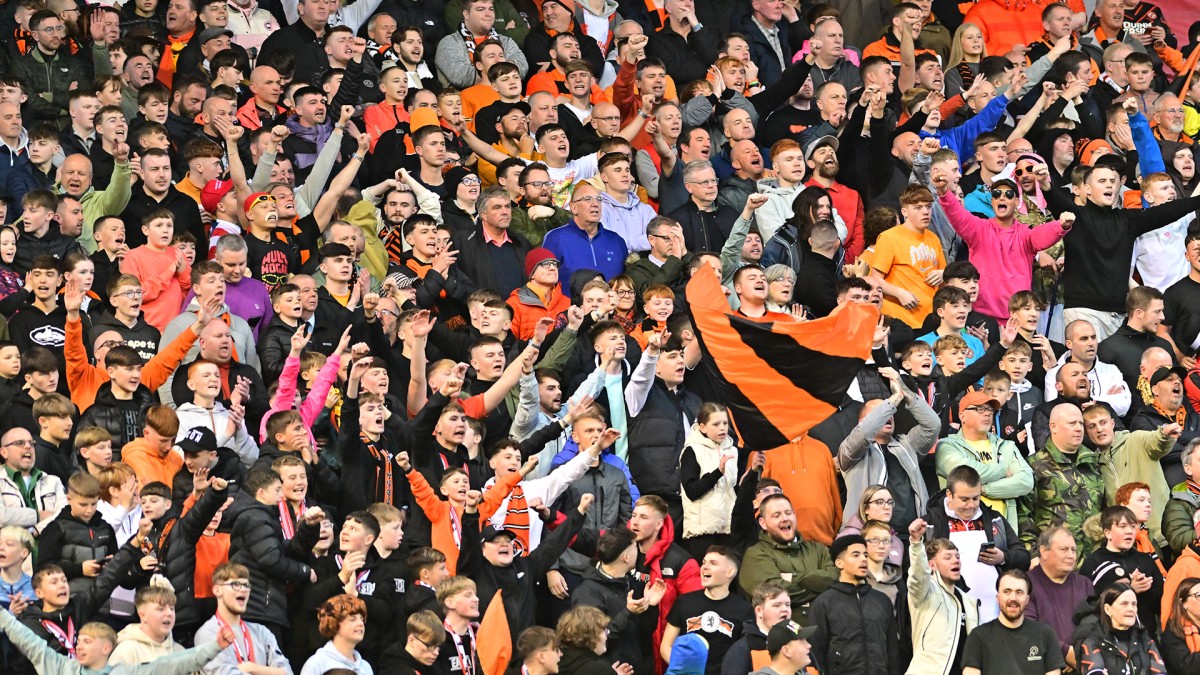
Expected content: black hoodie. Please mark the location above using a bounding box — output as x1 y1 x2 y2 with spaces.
89 311 162 363
6 295 89 396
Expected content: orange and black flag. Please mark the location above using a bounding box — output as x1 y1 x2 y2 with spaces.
476 590 512 675
685 267 879 450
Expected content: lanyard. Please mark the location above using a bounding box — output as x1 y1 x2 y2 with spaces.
279 500 304 540
217 615 254 664
450 506 462 549
335 555 372 590
42 618 75 657
445 619 477 675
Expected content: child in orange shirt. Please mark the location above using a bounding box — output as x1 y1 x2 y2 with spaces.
399 450 537 574
119 209 191 331
632 284 673 349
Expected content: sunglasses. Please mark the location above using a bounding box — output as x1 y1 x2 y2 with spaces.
990 188 1016 199
248 193 277 209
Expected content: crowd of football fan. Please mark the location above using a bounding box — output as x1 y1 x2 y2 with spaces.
0 0 1198 672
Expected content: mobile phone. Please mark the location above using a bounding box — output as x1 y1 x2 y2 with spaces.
981 542 996 550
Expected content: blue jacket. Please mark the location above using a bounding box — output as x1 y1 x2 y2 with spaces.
963 183 996 218
918 94 1009 168
542 220 629 292
1130 111 1166 175
551 438 640 503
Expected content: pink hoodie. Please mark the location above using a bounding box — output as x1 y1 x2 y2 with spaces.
259 352 341 445
938 192 1069 322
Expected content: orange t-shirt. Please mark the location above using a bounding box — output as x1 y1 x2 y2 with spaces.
871 224 945 328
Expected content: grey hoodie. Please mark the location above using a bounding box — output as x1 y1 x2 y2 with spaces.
157 298 260 406
299 641 374 675
0 606 224 675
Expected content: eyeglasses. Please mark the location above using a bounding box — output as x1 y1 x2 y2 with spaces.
98 339 126 350
461 176 481 185
536 260 559 269
221 581 252 591
864 537 891 546
572 196 601 204
963 405 995 415
687 178 719 187
523 180 553 188
990 188 1016 199
40 25 66 33
1163 108 1185 114
1189 591 1200 600
413 635 441 652
379 308 399 318
868 498 895 507
615 289 635 296
1 439 33 449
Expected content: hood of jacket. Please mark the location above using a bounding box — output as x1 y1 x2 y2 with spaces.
512 284 563 309
643 513 681 570
684 424 734 455
283 114 331 144
91 380 156 409
115 623 179 649
576 0 617 18
664 633 709 675
755 179 803 198
599 190 647 212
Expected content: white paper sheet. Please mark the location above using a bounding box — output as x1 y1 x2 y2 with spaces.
949 529 999 623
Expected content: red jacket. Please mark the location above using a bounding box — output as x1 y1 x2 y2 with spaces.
634 515 701 674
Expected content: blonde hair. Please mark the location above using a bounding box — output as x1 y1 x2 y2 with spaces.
947 23 986 69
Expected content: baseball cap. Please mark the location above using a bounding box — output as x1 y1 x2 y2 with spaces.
481 525 517 542
177 426 218 455
989 177 1019 193
385 271 419 290
766 620 818 654
958 390 1002 414
802 135 839 163
198 27 234 45
1150 365 1188 388
201 179 234 215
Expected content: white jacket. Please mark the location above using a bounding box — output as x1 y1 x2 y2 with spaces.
174 402 260 467
108 624 186 666
225 1 279 57
485 445 593 553
0 469 65 533
1044 353 1132 417
906 538 980 675
679 425 737 538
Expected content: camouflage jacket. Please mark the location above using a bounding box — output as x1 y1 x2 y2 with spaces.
1018 440 1105 553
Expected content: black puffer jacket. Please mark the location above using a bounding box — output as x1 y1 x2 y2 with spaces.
77 382 156 449
226 492 319 629
309 285 367 356
1072 611 1166 675
809 580 902 675
165 483 232 631
255 315 299 386
627 377 701 499
36 507 118 596
14 540 148 675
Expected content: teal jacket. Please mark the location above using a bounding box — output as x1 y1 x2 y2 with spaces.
0 607 223 675
935 431 1034 532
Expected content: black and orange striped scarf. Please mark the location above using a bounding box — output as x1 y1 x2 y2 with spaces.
502 483 531 555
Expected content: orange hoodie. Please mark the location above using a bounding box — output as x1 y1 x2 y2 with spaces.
121 438 184 487
65 317 199 412
762 435 842 546
406 468 523 574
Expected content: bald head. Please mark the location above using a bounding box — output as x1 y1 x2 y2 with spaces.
250 66 282 105
1140 346 1173 377
1048 403 1084 453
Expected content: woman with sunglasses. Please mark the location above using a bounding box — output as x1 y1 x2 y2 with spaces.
931 168 1074 325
